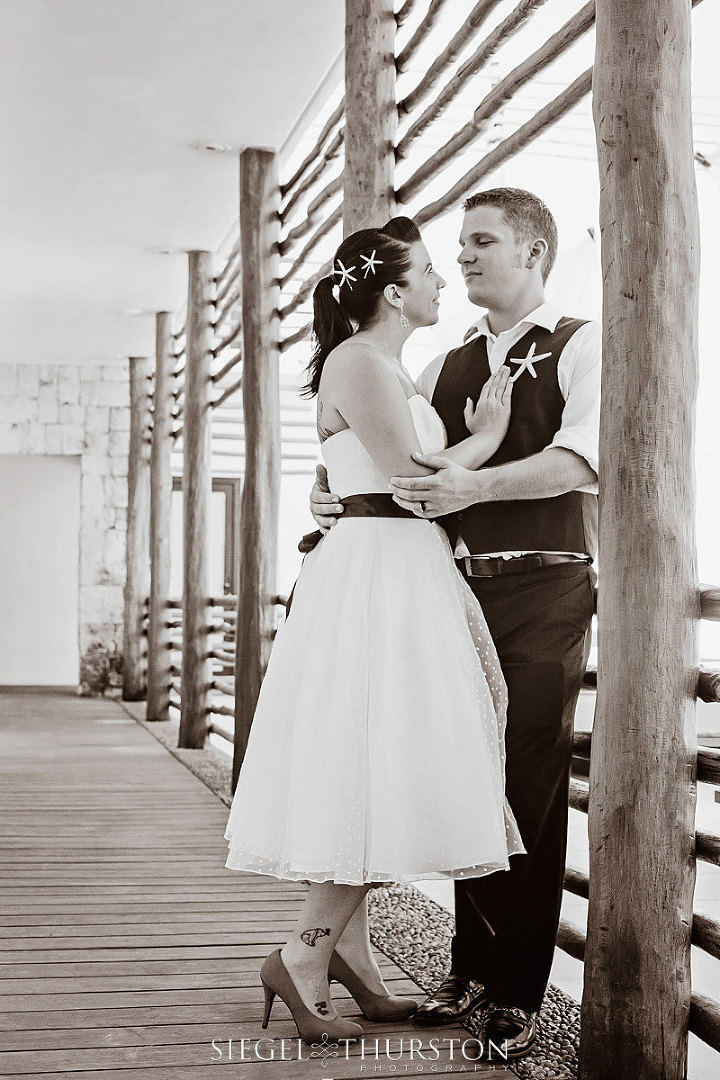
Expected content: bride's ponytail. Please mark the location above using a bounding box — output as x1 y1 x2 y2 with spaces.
301 217 422 398
302 276 353 397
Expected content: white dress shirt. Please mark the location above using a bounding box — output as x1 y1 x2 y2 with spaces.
416 301 601 560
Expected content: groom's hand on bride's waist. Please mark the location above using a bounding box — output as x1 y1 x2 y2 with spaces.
309 463 344 532
389 453 483 517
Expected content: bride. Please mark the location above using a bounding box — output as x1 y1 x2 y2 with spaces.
223 215 525 1043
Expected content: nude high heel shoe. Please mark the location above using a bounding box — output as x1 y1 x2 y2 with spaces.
260 949 363 1043
328 951 420 1021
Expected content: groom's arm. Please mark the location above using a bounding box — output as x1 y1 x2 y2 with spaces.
473 447 596 501
483 444 595 498
389 447 595 517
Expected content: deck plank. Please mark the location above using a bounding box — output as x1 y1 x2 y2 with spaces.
0 692 517 1078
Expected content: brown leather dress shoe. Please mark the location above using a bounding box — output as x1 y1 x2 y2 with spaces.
413 974 488 1025
481 1004 538 1059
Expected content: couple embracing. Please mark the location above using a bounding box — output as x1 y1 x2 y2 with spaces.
224 187 600 1061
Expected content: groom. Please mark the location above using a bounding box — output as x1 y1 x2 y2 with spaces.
309 187 600 1060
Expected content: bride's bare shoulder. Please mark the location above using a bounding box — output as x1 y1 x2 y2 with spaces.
321 338 389 388
325 337 381 365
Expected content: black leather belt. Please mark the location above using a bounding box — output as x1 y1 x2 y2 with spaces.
298 493 419 554
461 552 592 577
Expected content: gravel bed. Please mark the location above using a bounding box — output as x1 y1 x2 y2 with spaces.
113 693 580 1078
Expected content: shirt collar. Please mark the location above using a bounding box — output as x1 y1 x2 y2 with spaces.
466 301 563 342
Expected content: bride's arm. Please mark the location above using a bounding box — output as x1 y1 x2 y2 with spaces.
325 344 435 483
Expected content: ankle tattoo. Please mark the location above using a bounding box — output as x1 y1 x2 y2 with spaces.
301 927 331 947
315 1000 330 1015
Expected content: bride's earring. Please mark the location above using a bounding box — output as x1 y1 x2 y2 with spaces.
399 300 410 329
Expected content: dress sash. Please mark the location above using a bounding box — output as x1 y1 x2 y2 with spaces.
298 493 420 554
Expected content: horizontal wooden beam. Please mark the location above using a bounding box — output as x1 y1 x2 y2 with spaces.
396 0 546 157
280 100 344 200
212 350 242 385
215 258 242 311
696 830 720 867
568 777 589 814
690 991 720 1053
279 258 334 322
207 718 234 738
213 236 241 288
699 669 720 704
211 677 235 696
280 130 344 226
278 206 342 295
212 318 243 357
701 585 720 621
211 373 244 410
564 865 589 900
213 286 242 334
413 69 592 226
395 0 419 27
572 731 720 785
693 910 720 963
279 321 313 353
398 2 594 200
556 918 586 962
396 0 452 74
279 174 343 256
398 0 506 118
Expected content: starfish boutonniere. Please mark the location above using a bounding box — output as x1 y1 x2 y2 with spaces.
507 341 552 382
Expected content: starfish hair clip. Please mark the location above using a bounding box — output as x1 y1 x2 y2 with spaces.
331 259 357 290
360 250 383 278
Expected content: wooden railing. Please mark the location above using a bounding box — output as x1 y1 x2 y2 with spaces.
561 584 720 1055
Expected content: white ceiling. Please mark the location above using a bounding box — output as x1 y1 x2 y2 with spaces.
0 0 343 364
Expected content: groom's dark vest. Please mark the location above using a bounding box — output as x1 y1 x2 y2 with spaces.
431 318 598 559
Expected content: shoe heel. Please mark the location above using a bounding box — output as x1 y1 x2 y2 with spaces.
259 947 363 1043
261 982 275 1028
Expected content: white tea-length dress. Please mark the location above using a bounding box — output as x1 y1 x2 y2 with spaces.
224 394 525 884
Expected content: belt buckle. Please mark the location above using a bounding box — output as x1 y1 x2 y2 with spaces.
464 556 493 578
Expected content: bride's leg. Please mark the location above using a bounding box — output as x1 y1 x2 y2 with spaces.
281 882 370 1020
334 892 388 995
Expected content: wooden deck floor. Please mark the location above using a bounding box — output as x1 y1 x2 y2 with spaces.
0 691 519 1079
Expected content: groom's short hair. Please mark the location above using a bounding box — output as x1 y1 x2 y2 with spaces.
463 187 558 283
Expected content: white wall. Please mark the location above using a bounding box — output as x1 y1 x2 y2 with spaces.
0 455 81 684
0 362 130 686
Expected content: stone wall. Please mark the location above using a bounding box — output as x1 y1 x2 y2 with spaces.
0 362 130 686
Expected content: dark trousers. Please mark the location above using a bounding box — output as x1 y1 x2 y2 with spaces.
452 561 595 1013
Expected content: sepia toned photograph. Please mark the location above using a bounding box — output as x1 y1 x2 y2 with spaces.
1 1 719 1078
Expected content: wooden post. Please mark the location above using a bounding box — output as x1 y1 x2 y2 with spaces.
146 313 174 722
122 356 152 700
232 148 281 791
343 0 397 233
179 251 213 749
579 2 699 1077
